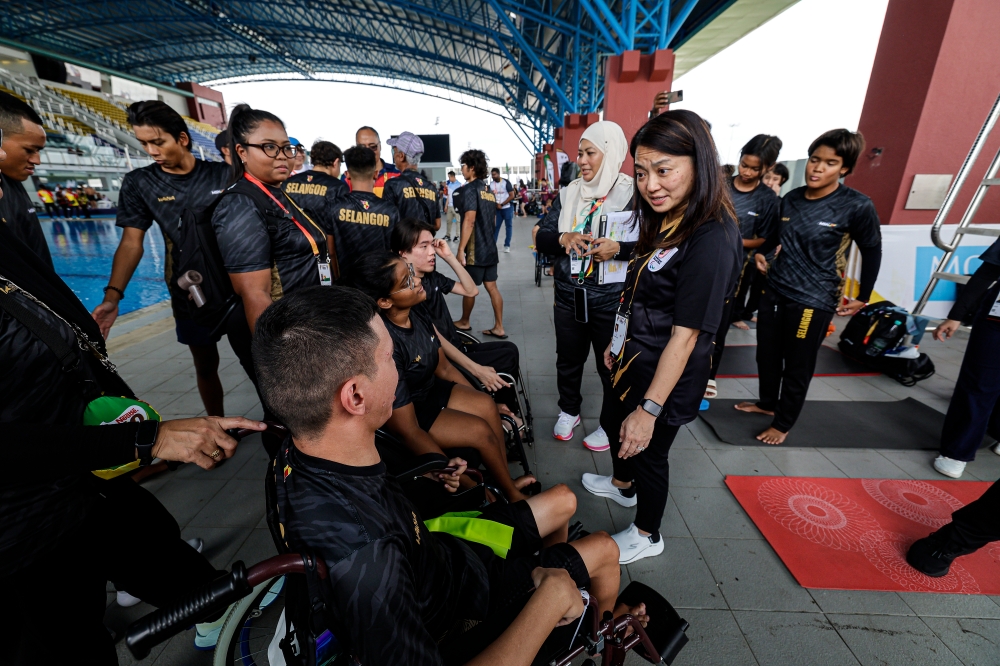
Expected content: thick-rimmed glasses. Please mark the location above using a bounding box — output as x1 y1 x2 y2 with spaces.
243 142 300 159
389 263 417 295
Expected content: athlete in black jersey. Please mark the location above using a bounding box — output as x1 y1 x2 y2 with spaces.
0 93 52 268
325 145 398 267
93 101 230 417
455 149 507 339
253 286 642 666
282 140 349 221
383 131 441 231
341 253 537 503
706 135 781 398
736 129 882 445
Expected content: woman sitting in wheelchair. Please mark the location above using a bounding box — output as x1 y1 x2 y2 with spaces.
341 252 536 503
253 287 650 665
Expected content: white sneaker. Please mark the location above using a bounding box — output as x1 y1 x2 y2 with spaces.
504 246 511 253
194 606 231 650
933 455 966 479
583 426 610 452
991 441 1000 456
116 590 142 607
553 412 581 440
581 473 637 508
612 524 664 565
186 537 204 553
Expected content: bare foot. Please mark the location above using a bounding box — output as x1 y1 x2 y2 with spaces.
756 427 788 445
498 404 523 429
734 401 774 416
513 474 537 490
751 316 757 323
733 320 750 331
613 601 650 637
454 319 472 331
483 327 507 338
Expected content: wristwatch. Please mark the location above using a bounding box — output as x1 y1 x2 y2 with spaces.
640 399 663 418
135 419 159 467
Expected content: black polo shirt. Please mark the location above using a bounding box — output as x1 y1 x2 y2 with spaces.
611 217 742 425
386 308 441 409
0 174 52 268
416 270 458 345
212 180 330 300
116 160 229 317
767 185 881 312
383 171 440 229
325 192 398 268
730 179 779 242
461 180 499 266
282 169 349 220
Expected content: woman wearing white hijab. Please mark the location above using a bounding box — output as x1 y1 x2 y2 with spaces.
535 121 635 450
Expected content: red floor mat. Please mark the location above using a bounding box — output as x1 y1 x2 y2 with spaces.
726 476 999 594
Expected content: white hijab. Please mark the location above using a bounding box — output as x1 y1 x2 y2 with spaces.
558 121 633 233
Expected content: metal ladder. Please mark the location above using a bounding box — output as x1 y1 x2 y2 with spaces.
913 91 1000 316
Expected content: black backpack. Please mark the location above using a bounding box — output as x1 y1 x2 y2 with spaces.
838 300 935 386
173 182 282 337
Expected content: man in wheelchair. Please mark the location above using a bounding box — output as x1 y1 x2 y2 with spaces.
252 286 647 665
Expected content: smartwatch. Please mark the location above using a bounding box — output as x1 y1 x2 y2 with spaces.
641 399 663 418
135 419 159 467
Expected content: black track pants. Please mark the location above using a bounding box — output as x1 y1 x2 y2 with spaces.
709 297 736 381
755 288 834 432
553 305 615 417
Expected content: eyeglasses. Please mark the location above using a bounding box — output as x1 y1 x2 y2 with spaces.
388 263 417 295
243 142 300 159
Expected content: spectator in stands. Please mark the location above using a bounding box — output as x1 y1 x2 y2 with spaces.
343 126 400 197
535 121 635 449
489 167 516 253
444 170 462 241
763 163 789 195
282 140 349 270
455 149 506 339
324 145 399 271
0 91 53 267
289 136 307 174
93 100 230 418
383 131 440 231
214 128 231 164
63 186 80 218
214 104 333 458
36 185 57 218
76 186 91 219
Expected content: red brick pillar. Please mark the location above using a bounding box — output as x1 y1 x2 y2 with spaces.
603 49 674 173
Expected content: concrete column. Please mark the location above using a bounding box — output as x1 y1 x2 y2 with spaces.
603 49 674 172
847 0 1000 225
557 112 600 156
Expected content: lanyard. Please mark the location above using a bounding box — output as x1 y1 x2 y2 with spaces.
572 196 607 282
244 173 326 261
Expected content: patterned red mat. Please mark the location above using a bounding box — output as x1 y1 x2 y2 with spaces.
726 476 999 594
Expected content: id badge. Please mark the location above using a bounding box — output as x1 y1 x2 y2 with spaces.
989 292 1000 319
317 262 333 287
611 313 628 355
570 250 583 278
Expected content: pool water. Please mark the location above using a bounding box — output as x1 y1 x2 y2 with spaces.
42 219 170 316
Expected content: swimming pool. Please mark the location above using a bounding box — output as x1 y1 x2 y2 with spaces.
42 218 170 316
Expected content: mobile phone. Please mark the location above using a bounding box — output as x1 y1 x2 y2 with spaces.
574 287 588 323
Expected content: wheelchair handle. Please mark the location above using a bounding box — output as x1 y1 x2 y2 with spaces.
125 553 326 659
225 421 287 441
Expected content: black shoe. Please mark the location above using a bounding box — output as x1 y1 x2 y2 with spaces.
905 526 979 577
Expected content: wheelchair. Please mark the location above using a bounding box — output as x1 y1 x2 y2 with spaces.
534 249 553 288
125 431 690 666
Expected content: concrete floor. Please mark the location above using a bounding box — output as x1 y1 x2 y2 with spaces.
106 214 1000 665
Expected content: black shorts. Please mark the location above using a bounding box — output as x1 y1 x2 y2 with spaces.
412 378 455 431
175 316 222 347
465 263 498 286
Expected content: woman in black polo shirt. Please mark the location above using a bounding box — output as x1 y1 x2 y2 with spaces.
342 252 536 502
735 129 882 445
581 110 742 564
213 104 332 455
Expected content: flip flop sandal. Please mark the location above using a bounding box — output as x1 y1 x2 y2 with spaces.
704 379 718 399
454 324 473 332
483 330 509 339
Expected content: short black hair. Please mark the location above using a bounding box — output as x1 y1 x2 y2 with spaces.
311 141 342 167
447 170 455 176
391 218 436 254
252 286 380 438
740 134 782 169
808 129 865 175
460 149 488 179
214 129 229 153
770 162 790 185
491 167 500 174
127 100 191 150
340 252 402 303
343 145 377 178
0 91 44 135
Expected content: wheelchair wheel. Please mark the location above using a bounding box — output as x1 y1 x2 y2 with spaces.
213 576 287 666
534 255 542 287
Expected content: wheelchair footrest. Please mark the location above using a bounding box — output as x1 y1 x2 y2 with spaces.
615 581 689 665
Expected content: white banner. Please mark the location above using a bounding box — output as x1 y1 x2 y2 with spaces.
872 224 1000 318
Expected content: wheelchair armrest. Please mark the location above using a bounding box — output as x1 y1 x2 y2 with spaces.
399 452 451 479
